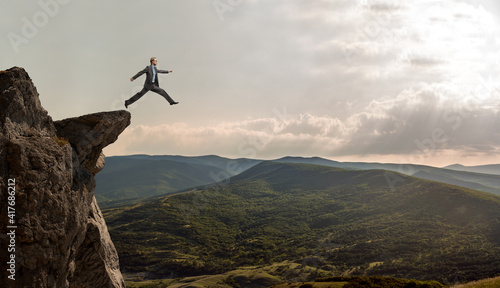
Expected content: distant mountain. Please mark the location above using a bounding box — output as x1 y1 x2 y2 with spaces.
274 156 433 172
412 170 500 195
96 155 500 208
124 154 260 175
105 161 500 283
274 156 500 195
444 163 500 175
95 155 260 207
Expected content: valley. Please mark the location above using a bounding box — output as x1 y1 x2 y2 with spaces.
100 158 500 286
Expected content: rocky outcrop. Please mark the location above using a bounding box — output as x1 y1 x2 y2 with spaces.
54 111 130 175
0 67 130 287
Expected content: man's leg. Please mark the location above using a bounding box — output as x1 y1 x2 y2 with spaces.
150 86 178 105
125 87 149 107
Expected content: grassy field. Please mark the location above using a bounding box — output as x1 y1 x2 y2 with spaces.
123 261 448 288
124 268 499 288
451 276 500 288
125 265 282 288
124 261 332 288
270 283 346 288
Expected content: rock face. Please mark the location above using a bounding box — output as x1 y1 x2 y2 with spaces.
0 67 130 287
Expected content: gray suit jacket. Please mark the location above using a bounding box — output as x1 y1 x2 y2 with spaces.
132 65 170 88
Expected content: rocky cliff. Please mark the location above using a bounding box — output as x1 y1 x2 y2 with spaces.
0 67 130 287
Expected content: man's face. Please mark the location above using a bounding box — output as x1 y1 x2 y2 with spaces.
152 58 157 65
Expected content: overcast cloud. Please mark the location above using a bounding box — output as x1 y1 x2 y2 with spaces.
2 0 500 166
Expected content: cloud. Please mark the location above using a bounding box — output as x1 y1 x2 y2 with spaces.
106 82 500 165
5 0 500 165
105 114 349 158
336 84 500 161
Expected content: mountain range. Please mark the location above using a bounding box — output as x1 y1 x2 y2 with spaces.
95 155 260 207
103 160 500 284
96 155 500 208
444 163 500 175
277 156 500 196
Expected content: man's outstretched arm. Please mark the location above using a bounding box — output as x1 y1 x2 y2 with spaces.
130 67 148 81
157 69 173 74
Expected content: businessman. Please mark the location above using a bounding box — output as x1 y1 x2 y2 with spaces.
125 57 179 108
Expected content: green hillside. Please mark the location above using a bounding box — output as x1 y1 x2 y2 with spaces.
104 161 500 284
95 157 233 206
451 275 500 288
95 155 500 209
123 154 261 175
95 155 260 207
275 157 500 195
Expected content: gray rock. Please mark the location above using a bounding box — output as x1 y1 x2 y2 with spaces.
0 67 129 287
68 197 125 288
54 111 130 175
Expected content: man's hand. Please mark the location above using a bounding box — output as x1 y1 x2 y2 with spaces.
169 70 173 73
130 77 134 82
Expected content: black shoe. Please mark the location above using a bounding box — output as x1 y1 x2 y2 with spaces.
125 101 129 109
170 101 179 105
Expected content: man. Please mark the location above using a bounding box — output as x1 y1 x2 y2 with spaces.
125 57 179 108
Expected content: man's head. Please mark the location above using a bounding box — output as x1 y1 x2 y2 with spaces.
150 57 157 65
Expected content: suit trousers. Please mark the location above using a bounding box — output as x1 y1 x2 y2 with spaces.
127 85 175 105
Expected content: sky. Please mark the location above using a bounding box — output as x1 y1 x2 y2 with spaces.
3 0 500 167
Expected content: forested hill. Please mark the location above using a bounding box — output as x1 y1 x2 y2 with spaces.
96 156 500 208
105 161 500 284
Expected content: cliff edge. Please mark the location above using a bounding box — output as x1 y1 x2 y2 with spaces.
0 67 130 287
